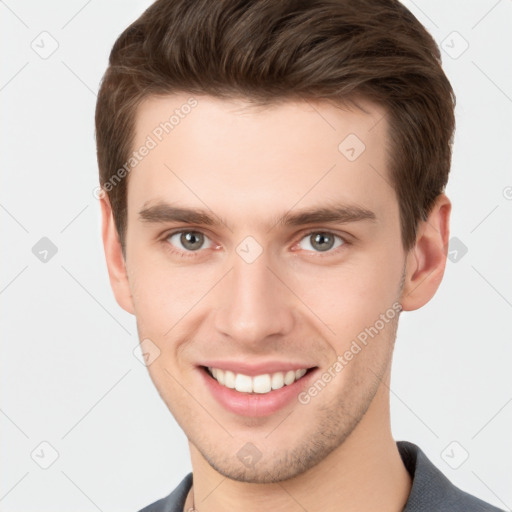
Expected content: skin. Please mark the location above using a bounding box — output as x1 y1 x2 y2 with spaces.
101 93 451 512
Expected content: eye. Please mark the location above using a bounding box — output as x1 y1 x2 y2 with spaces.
298 232 345 253
167 231 213 252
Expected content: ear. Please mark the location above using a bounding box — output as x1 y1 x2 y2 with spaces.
100 192 135 315
400 193 451 312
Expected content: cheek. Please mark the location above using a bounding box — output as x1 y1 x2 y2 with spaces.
128 254 215 334
287 251 402 340
298 256 401 306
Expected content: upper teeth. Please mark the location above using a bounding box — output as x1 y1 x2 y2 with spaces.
209 367 308 394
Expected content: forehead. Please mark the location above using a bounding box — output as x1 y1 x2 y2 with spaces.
127 93 396 227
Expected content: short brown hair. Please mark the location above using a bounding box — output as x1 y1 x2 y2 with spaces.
95 0 455 254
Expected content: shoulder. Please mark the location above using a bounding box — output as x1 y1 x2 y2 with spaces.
398 441 505 512
137 472 193 512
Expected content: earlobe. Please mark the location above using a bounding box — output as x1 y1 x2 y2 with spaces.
400 193 451 312
100 193 135 315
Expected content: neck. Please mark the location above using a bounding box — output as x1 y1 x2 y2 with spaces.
186 381 411 512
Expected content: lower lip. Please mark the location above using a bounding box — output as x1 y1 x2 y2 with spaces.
199 366 318 417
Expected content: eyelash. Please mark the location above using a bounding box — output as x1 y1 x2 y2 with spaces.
160 229 351 259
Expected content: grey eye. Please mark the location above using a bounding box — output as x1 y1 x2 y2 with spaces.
298 232 344 252
168 231 211 251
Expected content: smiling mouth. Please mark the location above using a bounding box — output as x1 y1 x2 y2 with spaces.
201 365 317 395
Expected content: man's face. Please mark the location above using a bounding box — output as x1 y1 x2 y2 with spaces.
120 94 408 482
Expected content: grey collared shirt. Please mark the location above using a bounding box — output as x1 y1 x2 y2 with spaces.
138 441 504 511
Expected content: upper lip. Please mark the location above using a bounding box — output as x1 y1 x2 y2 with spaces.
199 360 317 377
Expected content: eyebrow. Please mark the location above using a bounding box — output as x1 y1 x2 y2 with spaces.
138 202 377 229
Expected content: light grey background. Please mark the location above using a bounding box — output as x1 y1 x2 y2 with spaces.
1 1 511 511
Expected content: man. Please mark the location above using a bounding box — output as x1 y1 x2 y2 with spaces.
95 0 503 510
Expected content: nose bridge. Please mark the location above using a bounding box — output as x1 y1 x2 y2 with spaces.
214 247 294 343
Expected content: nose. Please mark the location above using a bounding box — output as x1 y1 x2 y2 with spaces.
213 249 295 346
